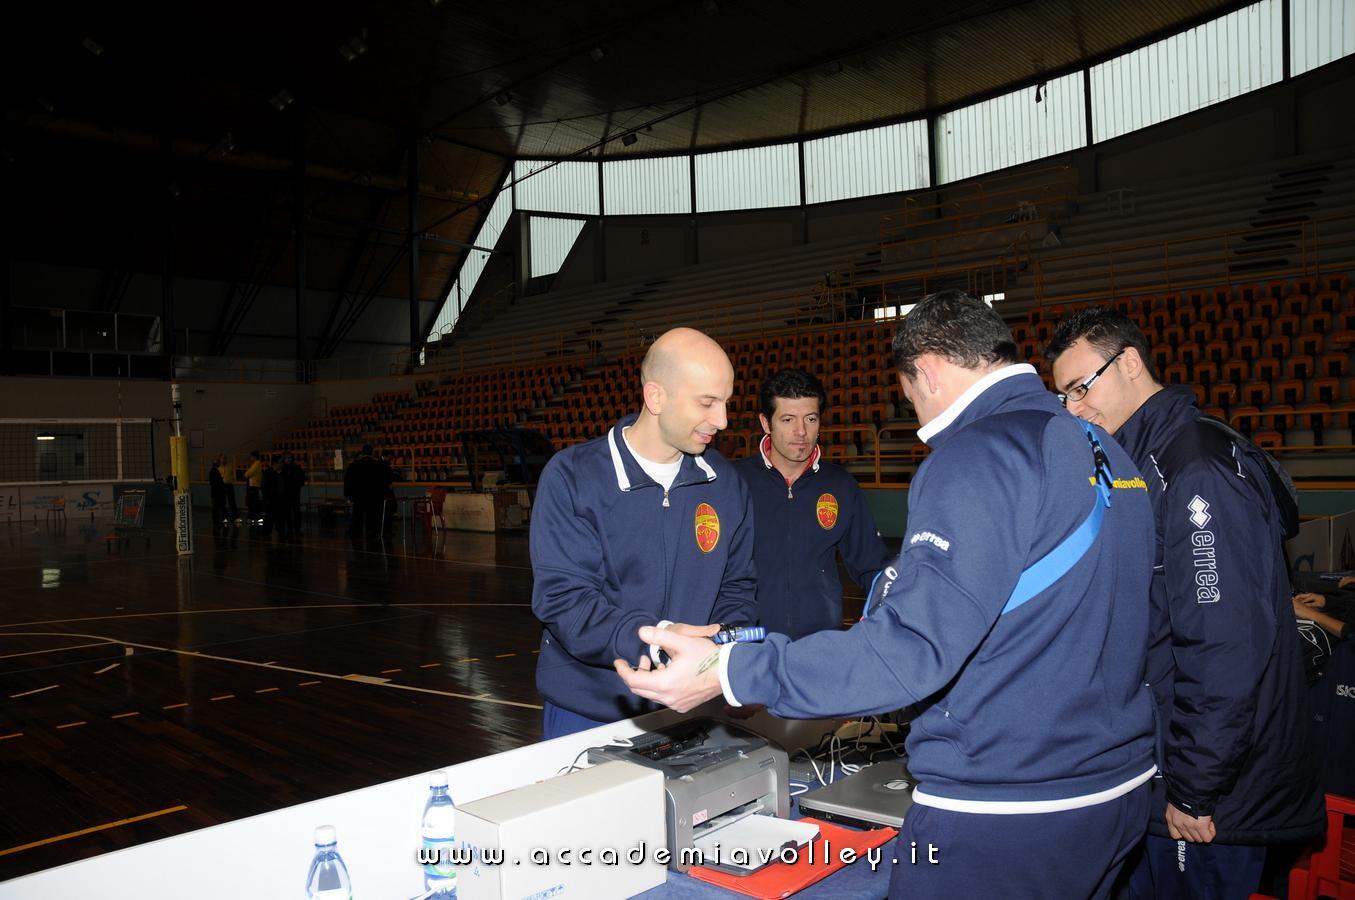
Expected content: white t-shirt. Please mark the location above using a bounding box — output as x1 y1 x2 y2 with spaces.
623 429 681 491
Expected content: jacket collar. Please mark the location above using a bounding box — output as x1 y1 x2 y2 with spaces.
606 413 716 492
1114 386 1200 464
757 433 821 483
917 364 1042 448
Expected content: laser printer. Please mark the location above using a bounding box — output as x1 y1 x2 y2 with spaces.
588 718 795 873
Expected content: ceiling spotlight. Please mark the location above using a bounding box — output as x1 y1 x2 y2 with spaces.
338 28 369 62
1034 80 1046 103
35 95 55 113
621 132 638 146
208 132 236 158
493 91 514 107
589 45 605 63
81 37 104 57
269 89 295 112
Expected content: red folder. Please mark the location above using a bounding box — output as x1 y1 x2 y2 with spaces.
686 818 897 899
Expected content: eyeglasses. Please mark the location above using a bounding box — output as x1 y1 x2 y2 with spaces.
1057 349 1124 406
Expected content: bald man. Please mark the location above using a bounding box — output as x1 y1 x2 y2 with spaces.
530 327 758 738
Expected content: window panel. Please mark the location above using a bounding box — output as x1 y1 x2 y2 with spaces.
936 71 1085 184
695 143 800 212
804 119 929 204
529 216 587 278
1091 0 1281 143
513 159 599 215
602 155 691 215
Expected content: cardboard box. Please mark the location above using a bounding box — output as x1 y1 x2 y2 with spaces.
441 492 495 533
455 761 666 900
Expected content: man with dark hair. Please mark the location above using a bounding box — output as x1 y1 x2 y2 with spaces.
260 456 283 537
1045 306 1324 899
243 450 263 525
208 452 231 530
343 444 384 542
280 453 306 539
734 367 890 638
617 290 1158 898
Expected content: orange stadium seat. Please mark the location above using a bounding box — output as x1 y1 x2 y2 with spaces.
1226 299 1252 323
1254 357 1281 383
1264 335 1291 358
1287 355 1316 380
1210 382 1240 411
1275 380 1305 406
1252 431 1284 452
1223 358 1251 385
1163 362 1189 386
1194 361 1220 387
1241 381 1272 407
1319 352 1350 378
1311 377 1343 405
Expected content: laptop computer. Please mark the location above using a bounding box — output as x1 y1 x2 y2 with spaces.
796 761 915 830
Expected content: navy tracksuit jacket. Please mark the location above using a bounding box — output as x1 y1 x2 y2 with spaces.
530 415 756 722
734 439 892 638
726 368 1158 807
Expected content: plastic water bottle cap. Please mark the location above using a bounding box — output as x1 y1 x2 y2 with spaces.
314 825 337 845
429 770 449 788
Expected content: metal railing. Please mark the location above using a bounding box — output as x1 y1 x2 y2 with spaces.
1029 209 1355 308
881 165 1078 243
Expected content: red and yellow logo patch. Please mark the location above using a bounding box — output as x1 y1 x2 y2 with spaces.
816 493 839 530
694 502 720 553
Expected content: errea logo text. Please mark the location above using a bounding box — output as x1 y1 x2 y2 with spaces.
909 531 951 553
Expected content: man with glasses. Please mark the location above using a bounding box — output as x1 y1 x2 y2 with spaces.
1045 307 1323 899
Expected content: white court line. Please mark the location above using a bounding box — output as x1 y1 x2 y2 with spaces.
0 602 532 631
0 632 543 711
94 663 120 675
0 639 118 661
9 684 60 699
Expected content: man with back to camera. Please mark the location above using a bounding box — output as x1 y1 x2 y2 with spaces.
343 444 384 542
615 292 1159 897
530 327 757 739
735 368 891 638
1044 306 1324 898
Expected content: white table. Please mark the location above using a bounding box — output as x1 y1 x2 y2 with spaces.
2 705 834 899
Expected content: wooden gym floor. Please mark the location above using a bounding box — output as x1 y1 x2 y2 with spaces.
0 506 876 882
0 510 546 881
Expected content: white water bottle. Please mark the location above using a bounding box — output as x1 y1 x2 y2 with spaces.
421 771 457 898
305 825 352 899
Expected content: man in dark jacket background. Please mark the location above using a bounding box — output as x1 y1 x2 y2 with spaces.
1047 307 1324 898
734 368 891 638
344 445 385 542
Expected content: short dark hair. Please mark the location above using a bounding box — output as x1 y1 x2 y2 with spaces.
890 290 1019 378
361 443 373 456
759 368 828 420
1043 306 1158 382
250 450 260 459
